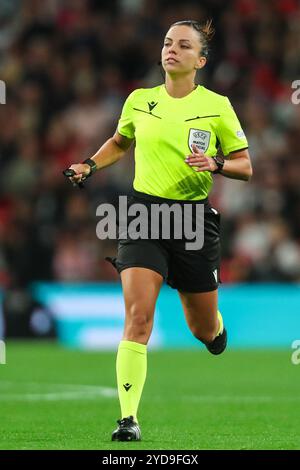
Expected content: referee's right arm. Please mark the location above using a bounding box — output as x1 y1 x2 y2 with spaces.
68 131 134 184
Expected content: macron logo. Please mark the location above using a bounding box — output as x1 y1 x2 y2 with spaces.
123 383 132 392
148 101 158 112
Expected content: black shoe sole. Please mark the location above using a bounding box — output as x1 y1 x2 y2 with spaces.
112 434 141 442
111 422 142 442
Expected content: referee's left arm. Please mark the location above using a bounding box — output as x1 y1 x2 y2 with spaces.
220 148 252 181
187 145 252 181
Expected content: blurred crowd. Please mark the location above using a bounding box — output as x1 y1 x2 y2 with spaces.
0 0 300 288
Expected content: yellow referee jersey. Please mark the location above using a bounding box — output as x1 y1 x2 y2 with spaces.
117 84 248 200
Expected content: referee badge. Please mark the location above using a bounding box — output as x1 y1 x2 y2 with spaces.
188 128 211 153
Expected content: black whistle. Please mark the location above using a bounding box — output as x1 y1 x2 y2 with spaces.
62 168 85 188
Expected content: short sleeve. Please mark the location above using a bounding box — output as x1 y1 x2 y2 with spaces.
117 90 137 139
216 97 248 155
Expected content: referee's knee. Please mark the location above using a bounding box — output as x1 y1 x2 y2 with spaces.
123 304 154 344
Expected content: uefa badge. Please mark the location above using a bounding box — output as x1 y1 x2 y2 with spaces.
188 128 211 153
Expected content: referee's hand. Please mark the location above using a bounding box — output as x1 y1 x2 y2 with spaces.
65 163 91 185
185 144 218 173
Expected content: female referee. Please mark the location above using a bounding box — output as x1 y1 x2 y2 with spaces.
66 20 252 442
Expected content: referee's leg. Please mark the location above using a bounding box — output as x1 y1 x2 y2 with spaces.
121 267 163 345
178 289 227 354
112 267 163 441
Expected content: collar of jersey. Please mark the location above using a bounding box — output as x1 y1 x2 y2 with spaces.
161 84 201 101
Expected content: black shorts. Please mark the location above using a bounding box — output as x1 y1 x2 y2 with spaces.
105 189 221 293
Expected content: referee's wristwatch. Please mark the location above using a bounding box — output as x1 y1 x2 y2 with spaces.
211 155 225 174
82 158 97 178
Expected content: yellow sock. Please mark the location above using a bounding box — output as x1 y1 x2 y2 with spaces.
116 340 147 422
216 310 224 336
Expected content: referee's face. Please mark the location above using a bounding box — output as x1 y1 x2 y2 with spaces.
162 25 206 75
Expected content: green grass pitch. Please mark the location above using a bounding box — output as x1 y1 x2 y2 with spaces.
0 341 299 450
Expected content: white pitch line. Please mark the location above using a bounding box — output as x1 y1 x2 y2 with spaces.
188 395 300 403
1 382 298 403
0 381 118 401
150 395 300 403
0 391 117 401
0 380 115 391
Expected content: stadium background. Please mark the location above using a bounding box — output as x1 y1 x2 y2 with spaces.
0 0 300 450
